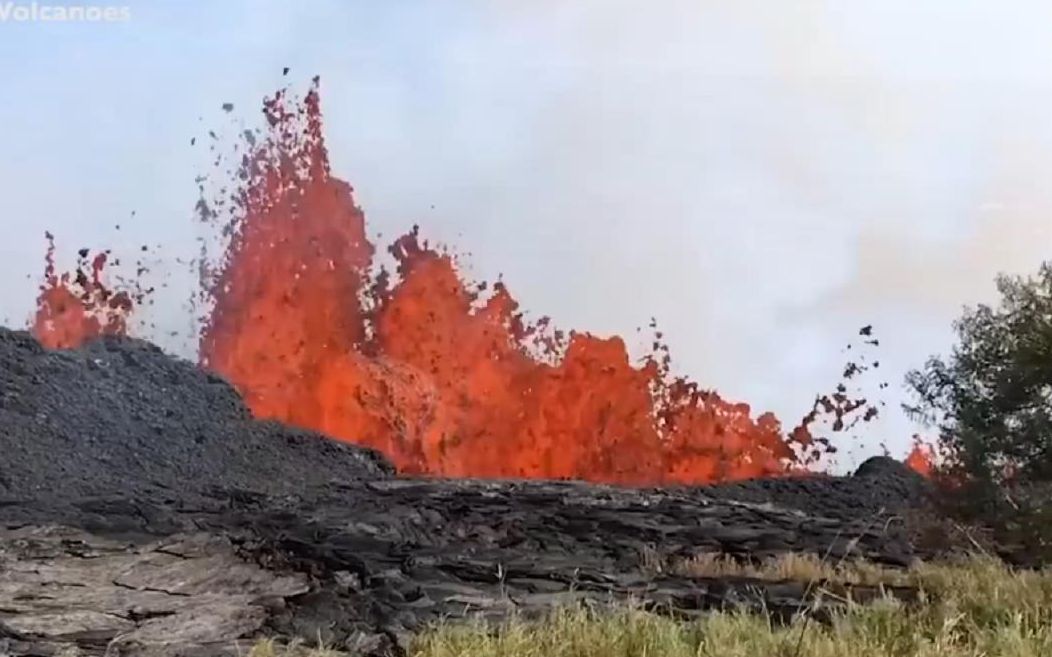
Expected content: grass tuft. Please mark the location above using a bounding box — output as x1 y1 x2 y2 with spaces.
254 556 1052 657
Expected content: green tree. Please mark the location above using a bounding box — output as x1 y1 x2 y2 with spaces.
905 262 1052 486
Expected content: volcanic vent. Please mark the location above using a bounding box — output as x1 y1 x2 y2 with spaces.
30 79 887 485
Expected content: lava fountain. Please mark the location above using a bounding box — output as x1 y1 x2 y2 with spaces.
33 79 852 484
33 233 133 350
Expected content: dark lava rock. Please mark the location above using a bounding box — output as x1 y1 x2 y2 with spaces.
0 328 392 504
690 461 930 520
855 455 917 479
853 455 934 506
0 329 938 656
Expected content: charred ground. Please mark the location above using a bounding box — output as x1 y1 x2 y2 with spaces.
0 328 940 656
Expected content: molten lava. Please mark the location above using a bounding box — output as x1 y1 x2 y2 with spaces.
33 233 133 350
905 436 936 477
32 79 859 484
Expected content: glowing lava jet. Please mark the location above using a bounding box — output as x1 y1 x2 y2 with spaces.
33 233 133 350
33 80 845 485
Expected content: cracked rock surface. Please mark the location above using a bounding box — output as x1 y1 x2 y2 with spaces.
0 330 934 656
0 526 308 657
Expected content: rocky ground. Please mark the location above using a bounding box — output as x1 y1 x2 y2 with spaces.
0 329 936 656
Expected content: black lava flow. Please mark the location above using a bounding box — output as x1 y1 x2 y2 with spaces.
0 327 936 654
0 327 928 512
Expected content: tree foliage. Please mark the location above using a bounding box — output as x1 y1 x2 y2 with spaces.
905 262 1052 486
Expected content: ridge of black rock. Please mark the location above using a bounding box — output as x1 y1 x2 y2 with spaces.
0 327 929 516
0 328 393 504
0 328 937 657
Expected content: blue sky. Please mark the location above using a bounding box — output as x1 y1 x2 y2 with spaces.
3 1 1052 468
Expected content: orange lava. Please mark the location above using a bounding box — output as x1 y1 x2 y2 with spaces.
32 80 861 485
905 436 935 477
33 233 133 350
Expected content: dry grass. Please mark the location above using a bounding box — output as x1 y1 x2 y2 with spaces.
672 551 913 586
250 556 1052 657
249 639 347 657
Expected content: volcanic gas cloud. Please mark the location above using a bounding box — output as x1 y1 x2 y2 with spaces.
31 80 891 485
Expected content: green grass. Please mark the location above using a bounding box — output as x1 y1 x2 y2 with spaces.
250 556 1052 657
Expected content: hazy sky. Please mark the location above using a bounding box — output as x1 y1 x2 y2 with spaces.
2 1 1051 468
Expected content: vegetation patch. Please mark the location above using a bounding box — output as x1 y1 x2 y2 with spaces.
250 557 1052 657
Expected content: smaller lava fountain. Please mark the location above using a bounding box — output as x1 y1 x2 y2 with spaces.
904 436 936 477
33 233 134 350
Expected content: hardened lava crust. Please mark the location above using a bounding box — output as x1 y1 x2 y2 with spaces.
0 328 934 657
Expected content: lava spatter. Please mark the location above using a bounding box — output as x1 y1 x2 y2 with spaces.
33 233 133 350
193 80 826 483
32 79 854 484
